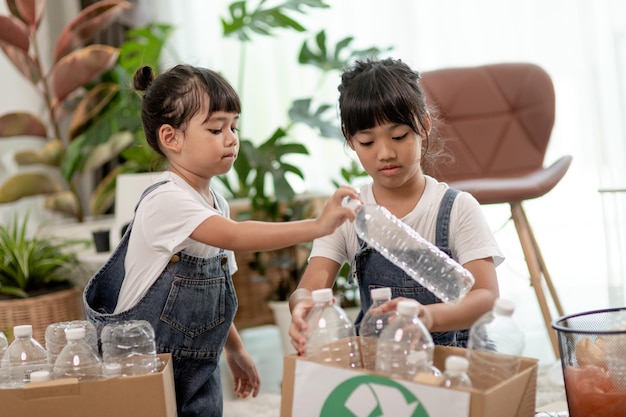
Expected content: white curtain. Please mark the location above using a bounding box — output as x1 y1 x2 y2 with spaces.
147 0 626 362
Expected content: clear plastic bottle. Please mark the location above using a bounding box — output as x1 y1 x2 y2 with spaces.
304 288 362 369
375 299 435 380
343 199 475 304
440 355 472 388
101 320 158 376
45 320 98 366
53 327 103 381
359 287 395 370
0 331 8 357
0 331 9 389
1 324 48 386
408 349 442 377
466 298 525 389
29 370 52 383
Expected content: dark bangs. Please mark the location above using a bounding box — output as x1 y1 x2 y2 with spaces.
199 68 241 115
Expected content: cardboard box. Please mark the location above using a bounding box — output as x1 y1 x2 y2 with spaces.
1 353 177 417
281 346 538 417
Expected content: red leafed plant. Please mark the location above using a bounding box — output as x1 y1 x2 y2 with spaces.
0 0 131 221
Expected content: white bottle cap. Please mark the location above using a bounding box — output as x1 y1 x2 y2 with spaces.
341 197 363 213
312 288 333 303
370 287 392 301
493 298 515 316
103 362 122 378
13 324 33 338
30 370 52 382
64 327 86 340
445 355 469 373
397 300 420 316
407 350 428 366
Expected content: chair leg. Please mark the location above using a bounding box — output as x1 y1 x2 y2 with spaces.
510 202 562 359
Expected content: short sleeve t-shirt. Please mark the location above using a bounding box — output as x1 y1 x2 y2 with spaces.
310 176 504 268
114 171 237 313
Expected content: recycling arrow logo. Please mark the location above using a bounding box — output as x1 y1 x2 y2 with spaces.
320 374 430 417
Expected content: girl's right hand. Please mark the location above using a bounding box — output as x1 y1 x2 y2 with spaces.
289 297 315 355
315 186 360 236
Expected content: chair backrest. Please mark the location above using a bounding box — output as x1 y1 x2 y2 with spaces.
420 63 555 183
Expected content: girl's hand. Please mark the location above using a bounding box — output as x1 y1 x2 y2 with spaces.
225 347 261 398
315 186 360 235
379 297 434 330
289 296 315 355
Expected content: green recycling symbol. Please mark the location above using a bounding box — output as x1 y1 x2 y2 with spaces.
320 374 430 417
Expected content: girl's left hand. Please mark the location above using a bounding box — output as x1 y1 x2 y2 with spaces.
226 348 261 398
380 297 434 330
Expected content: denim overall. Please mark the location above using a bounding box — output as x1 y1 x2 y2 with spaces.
83 181 238 417
353 188 468 347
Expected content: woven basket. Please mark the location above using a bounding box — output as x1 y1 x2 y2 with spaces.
0 287 83 344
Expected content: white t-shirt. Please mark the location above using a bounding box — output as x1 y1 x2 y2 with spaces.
310 176 504 268
114 171 238 313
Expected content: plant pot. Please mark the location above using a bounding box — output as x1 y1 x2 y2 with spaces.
92 229 110 253
0 287 83 343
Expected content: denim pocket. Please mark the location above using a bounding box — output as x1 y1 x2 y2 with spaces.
161 275 226 338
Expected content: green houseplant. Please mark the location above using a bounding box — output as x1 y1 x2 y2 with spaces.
216 0 388 328
0 213 89 342
0 0 132 221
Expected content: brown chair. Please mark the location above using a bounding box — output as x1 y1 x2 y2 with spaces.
420 63 571 358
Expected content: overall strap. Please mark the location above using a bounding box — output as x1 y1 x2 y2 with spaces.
435 188 460 257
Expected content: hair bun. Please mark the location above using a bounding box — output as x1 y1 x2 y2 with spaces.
133 65 155 91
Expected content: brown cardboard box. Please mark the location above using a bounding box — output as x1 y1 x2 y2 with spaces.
1 353 177 417
281 346 538 417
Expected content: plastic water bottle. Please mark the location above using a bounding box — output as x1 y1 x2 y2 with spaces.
0 331 8 357
304 288 362 369
101 320 158 376
29 370 52 383
466 298 525 389
1 324 48 386
0 331 8 388
53 327 103 381
440 355 472 388
45 320 98 366
359 287 395 370
343 199 474 304
375 299 435 380
408 349 442 377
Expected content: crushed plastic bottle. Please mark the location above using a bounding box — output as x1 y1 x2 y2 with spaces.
45 320 98 366
343 198 474 304
101 320 158 376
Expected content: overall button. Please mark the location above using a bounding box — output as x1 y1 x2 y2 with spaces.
170 255 180 263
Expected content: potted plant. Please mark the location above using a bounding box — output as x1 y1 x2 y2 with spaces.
0 0 132 222
0 214 90 343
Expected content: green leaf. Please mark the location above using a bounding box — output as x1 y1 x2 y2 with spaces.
288 98 341 139
0 172 64 203
222 0 328 41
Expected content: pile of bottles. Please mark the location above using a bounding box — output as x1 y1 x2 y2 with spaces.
0 319 160 389
303 287 527 390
